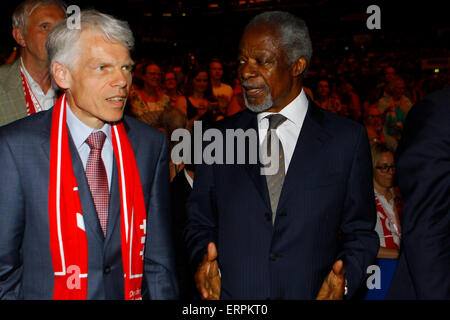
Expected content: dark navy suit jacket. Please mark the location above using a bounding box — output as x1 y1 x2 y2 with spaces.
185 100 379 299
0 109 179 299
387 87 450 299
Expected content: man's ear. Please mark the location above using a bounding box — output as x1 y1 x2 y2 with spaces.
291 57 307 77
52 62 71 90
12 28 26 47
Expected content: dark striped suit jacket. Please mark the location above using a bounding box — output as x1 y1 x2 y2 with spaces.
186 100 379 299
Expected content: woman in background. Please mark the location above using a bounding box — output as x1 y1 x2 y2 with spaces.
128 62 170 127
175 66 218 128
364 143 402 300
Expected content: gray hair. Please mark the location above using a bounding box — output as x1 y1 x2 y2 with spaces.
12 0 67 30
46 9 134 76
245 11 313 76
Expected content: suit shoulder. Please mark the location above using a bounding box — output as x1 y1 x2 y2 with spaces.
313 104 365 136
425 86 450 103
410 87 450 118
0 61 20 86
0 109 51 140
0 60 17 75
212 109 255 131
123 115 166 142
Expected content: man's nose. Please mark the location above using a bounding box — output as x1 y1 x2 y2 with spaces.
112 69 129 88
239 61 257 81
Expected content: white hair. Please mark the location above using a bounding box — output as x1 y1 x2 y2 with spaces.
46 9 134 76
245 11 313 76
12 0 67 31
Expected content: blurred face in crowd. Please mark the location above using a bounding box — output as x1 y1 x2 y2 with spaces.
193 71 209 94
317 80 330 98
54 30 133 129
384 67 396 82
164 72 177 90
238 24 304 113
364 108 383 131
391 79 406 100
209 61 224 82
373 152 395 190
144 64 162 89
13 5 66 65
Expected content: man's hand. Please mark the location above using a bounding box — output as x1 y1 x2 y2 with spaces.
195 242 221 300
316 260 346 300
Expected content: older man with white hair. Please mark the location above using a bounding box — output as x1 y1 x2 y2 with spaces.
0 0 66 126
0 9 178 300
186 11 378 300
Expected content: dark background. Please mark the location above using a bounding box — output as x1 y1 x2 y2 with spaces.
0 1 448 58
0 0 448 83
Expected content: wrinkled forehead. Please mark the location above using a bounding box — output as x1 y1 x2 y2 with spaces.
239 23 282 53
74 29 132 65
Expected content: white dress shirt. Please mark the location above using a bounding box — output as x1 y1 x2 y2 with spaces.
21 58 57 111
257 89 308 173
66 103 114 191
184 168 194 188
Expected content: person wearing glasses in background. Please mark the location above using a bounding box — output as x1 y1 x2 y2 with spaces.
128 62 170 128
0 0 66 127
163 69 183 109
364 142 402 300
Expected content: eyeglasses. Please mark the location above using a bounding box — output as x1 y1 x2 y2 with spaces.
375 164 395 173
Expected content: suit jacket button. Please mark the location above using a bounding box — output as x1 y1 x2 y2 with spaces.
104 266 111 274
269 253 277 261
264 212 271 221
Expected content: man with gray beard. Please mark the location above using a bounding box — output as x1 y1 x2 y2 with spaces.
185 11 378 300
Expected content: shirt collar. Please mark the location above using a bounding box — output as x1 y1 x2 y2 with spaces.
20 57 57 93
66 101 112 149
257 89 308 127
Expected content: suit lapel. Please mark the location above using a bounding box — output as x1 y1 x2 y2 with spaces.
277 101 330 213
104 156 120 245
239 110 271 210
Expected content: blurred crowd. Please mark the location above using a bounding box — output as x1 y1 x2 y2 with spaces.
125 48 449 161
0 0 447 300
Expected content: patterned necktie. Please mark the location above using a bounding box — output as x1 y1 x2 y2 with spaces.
263 114 287 224
85 131 109 237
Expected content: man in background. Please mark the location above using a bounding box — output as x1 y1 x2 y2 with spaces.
0 0 66 127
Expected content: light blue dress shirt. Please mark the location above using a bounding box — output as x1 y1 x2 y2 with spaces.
66 103 113 191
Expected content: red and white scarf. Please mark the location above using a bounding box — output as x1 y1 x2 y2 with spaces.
20 61 48 115
375 192 400 250
48 94 147 300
